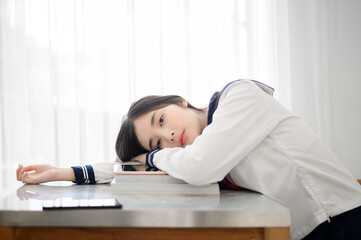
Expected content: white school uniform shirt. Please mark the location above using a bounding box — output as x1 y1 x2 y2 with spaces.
74 80 361 240
146 80 361 240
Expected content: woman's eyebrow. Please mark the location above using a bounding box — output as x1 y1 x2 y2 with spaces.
149 110 157 150
149 139 153 151
150 110 157 126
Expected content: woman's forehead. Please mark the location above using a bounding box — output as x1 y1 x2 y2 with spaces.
133 111 154 149
134 110 153 130
134 104 183 131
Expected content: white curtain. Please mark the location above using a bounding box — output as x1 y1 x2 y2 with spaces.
1 0 361 197
286 0 361 180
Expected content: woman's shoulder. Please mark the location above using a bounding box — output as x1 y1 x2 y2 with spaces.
220 80 274 99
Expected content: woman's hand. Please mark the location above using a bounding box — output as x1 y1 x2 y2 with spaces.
130 153 147 171
16 164 75 184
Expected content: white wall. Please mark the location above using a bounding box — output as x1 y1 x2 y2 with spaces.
327 0 361 179
288 0 361 178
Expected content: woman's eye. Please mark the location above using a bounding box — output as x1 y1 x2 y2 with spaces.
159 115 164 126
156 139 161 149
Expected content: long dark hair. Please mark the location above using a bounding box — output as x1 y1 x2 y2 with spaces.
115 95 204 162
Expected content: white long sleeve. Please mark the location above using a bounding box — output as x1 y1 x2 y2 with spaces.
151 80 361 239
152 80 288 185
92 162 116 183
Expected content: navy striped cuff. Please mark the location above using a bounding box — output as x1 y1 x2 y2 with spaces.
146 149 160 168
71 165 96 184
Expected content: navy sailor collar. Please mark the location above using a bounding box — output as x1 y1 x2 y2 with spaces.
207 80 274 125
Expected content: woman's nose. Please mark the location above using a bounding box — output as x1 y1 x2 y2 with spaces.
169 131 175 142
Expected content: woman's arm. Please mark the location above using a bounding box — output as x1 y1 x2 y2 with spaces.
150 80 288 185
16 162 116 184
16 164 75 184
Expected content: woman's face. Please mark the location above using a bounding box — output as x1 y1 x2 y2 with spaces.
133 101 207 151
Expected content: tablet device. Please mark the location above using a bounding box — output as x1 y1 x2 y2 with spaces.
42 198 122 210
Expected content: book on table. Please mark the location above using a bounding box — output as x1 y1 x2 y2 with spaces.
112 163 220 195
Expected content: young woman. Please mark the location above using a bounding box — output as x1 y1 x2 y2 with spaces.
17 80 361 240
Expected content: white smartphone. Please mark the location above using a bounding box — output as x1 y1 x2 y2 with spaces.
42 198 122 210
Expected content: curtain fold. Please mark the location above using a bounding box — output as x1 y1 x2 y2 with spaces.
287 0 361 180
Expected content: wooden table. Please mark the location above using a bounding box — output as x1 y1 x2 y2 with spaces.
0 182 290 240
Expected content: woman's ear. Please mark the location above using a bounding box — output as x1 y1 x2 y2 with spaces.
180 99 188 108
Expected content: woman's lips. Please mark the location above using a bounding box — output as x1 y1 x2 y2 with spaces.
179 130 185 146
